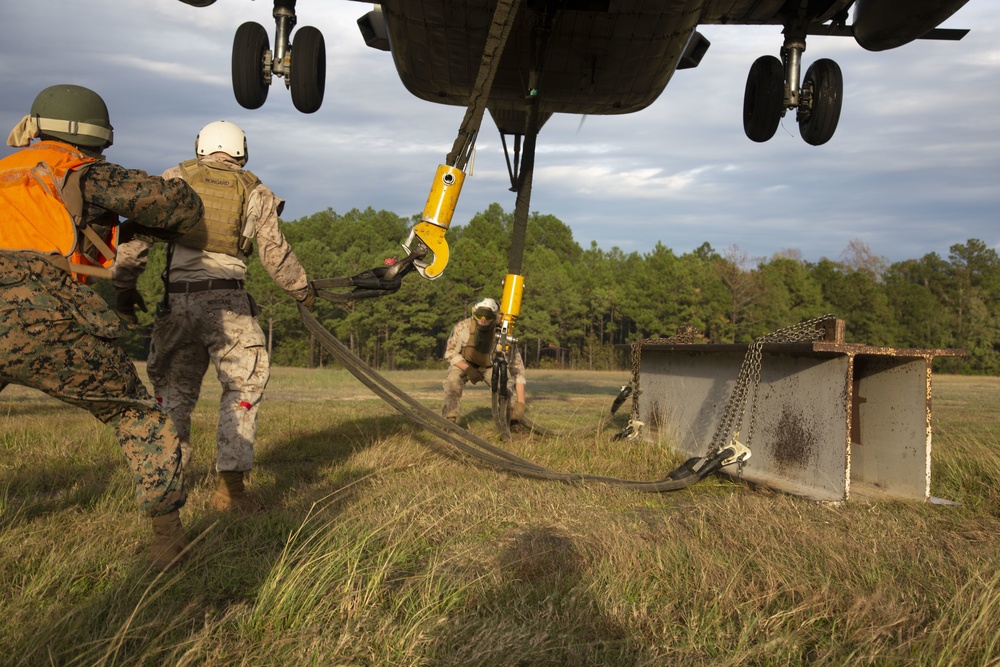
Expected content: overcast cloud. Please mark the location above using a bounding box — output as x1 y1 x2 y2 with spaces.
2 1 997 264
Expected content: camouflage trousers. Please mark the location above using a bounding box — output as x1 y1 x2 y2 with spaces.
0 252 185 517
442 364 501 421
147 288 269 473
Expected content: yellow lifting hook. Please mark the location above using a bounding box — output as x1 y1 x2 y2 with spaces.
404 164 465 279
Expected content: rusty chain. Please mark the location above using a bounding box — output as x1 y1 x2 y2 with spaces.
628 324 702 422
707 314 836 466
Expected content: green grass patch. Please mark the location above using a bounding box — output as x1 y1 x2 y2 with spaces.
1 369 998 665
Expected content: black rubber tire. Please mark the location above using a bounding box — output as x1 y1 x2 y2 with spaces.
798 58 843 146
743 55 784 143
290 26 326 114
232 22 269 110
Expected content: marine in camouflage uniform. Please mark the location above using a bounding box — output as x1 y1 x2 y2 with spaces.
1 84 203 571
113 121 313 510
442 299 526 423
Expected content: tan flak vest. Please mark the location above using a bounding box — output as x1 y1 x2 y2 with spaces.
175 158 260 256
460 320 495 369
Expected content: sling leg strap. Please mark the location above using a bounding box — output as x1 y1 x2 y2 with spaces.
446 0 521 170
298 303 742 493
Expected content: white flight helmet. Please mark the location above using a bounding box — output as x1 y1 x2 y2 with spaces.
195 120 248 165
473 298 500 320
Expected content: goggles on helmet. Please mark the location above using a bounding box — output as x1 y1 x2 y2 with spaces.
474 309 497 323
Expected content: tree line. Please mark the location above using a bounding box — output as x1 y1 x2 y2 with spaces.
112 203 1000 375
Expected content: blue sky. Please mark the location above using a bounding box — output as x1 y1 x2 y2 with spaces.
2 1 996 264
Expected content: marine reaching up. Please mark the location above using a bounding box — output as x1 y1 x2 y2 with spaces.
0 84 204 572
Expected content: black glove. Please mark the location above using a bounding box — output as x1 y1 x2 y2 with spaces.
115 287 147 325
464 365 484 384
299 281 317 312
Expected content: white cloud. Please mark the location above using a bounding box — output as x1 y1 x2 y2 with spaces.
1 0 996 263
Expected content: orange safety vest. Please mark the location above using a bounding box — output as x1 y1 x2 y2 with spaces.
0 141 117 282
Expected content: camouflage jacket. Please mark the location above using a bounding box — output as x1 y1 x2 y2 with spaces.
80 160 204 246
444 317 526 383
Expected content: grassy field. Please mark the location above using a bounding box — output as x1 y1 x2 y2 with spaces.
1 365 998 666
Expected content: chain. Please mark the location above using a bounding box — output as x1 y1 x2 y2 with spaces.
625 316 834 454
707 314 836 464
628 324 702 421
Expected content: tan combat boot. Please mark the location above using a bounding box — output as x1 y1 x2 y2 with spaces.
211 470 251 511
151 510 188 572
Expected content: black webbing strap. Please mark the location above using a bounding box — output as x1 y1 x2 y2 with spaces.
298 304 736 493
445 0 520 169
312 253 421 304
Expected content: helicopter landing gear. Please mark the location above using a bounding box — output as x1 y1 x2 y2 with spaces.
742 28 843 145
231 0 325 113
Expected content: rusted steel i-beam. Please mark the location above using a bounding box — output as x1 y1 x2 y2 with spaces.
637 322 964 502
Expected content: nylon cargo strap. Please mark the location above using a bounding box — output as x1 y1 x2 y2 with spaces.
446 0 520 170
298 303 739 493
310 0 519 305
311 250 422 303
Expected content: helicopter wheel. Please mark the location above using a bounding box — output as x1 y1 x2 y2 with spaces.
798 58 843 146
232 22 270 110
290 26 326 114
743 55 784 143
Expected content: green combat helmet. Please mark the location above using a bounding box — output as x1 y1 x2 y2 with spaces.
30 84 114 157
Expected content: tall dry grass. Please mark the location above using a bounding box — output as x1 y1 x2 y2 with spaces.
1 368 998 665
